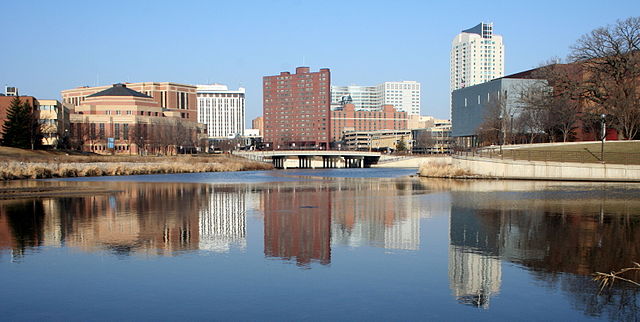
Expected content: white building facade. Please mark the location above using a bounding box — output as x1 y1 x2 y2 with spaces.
331 81 421 115
450 22 504 92
196 84 245 138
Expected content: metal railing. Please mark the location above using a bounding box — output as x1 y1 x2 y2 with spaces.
454 149 640 165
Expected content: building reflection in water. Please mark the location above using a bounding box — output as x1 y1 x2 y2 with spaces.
0 183 250 259
330 181 421 251
262 183 332 267
0 180 428 265
448 208 501 309
446 184 640 318
198 187 247 253
260 180 429 267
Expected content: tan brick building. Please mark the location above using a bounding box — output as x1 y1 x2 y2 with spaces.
331 103 408 142
251 116 263 136
65 83 202 155
62 82 197 120
37 99 70 147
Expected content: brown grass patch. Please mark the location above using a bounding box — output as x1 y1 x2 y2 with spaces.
0 157 273 180
418 161 471 178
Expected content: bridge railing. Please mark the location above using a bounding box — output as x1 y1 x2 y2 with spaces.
454 149 640 165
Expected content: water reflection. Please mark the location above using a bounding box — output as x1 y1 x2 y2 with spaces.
1 177 639 319
260 180 429 267
199 188 247 252
447 184 640 318
261 184 332 266
448 208 501 308
330 181 421 251
0 184 250 258
0 179 430 264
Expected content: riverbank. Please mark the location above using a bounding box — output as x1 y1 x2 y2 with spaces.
0 147 273 180
417 159 484 179
417 155 640 182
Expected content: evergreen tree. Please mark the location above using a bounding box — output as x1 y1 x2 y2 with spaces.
1 96 40 149
25 100 43 150
396 136 408 153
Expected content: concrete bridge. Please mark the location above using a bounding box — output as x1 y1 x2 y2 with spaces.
235 151 382 169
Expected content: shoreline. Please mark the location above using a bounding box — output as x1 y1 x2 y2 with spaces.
0 157 273 180
417 158 640 183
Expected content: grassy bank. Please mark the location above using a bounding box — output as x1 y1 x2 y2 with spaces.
496 141 640 164
0 147 272 180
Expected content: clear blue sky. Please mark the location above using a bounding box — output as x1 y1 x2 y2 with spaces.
1 0 638 120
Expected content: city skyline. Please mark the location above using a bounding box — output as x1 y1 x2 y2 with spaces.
1 1 638 120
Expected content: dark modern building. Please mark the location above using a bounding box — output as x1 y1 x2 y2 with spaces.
451 72 543 148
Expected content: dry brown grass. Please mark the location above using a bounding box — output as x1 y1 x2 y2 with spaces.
0 146 266 164
0 158 273 180
418 161 471 178
594 262 640 291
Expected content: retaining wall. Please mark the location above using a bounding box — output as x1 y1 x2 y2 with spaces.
374 156 451 168
454 156 640 182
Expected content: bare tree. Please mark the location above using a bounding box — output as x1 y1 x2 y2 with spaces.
173 121 190 154
518 76 580 142
476 93 508 146
132 124 146 155
414 131 435 152
569 16 640 139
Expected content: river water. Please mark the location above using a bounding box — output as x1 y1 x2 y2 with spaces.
1 169 639 321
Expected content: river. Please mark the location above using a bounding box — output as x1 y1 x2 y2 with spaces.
1 168 639 321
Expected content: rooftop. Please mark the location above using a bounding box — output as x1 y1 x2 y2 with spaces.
86 84 152 98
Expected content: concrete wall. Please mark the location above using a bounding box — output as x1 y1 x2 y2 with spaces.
374 156 451 168
454 156 640 182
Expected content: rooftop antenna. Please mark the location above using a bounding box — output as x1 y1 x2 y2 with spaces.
302 56 306 66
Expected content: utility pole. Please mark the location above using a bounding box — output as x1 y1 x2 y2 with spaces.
600 114 606 163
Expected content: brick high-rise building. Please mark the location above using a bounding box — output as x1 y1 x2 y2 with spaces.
263 67 331 149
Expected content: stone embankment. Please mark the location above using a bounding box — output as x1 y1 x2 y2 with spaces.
374 155 450 168
418 155 640 182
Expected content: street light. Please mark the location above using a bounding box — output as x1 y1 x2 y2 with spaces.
498 116 503 155
509 111 515 145
600 114 606 163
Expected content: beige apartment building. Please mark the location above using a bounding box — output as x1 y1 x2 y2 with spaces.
37 99 70 147
342 129 412 151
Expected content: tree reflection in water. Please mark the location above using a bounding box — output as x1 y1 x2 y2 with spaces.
446 182 640 318
0 178 638 319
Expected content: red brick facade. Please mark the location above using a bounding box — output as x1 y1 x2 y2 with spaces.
0 96 38 140
263 67 331 149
